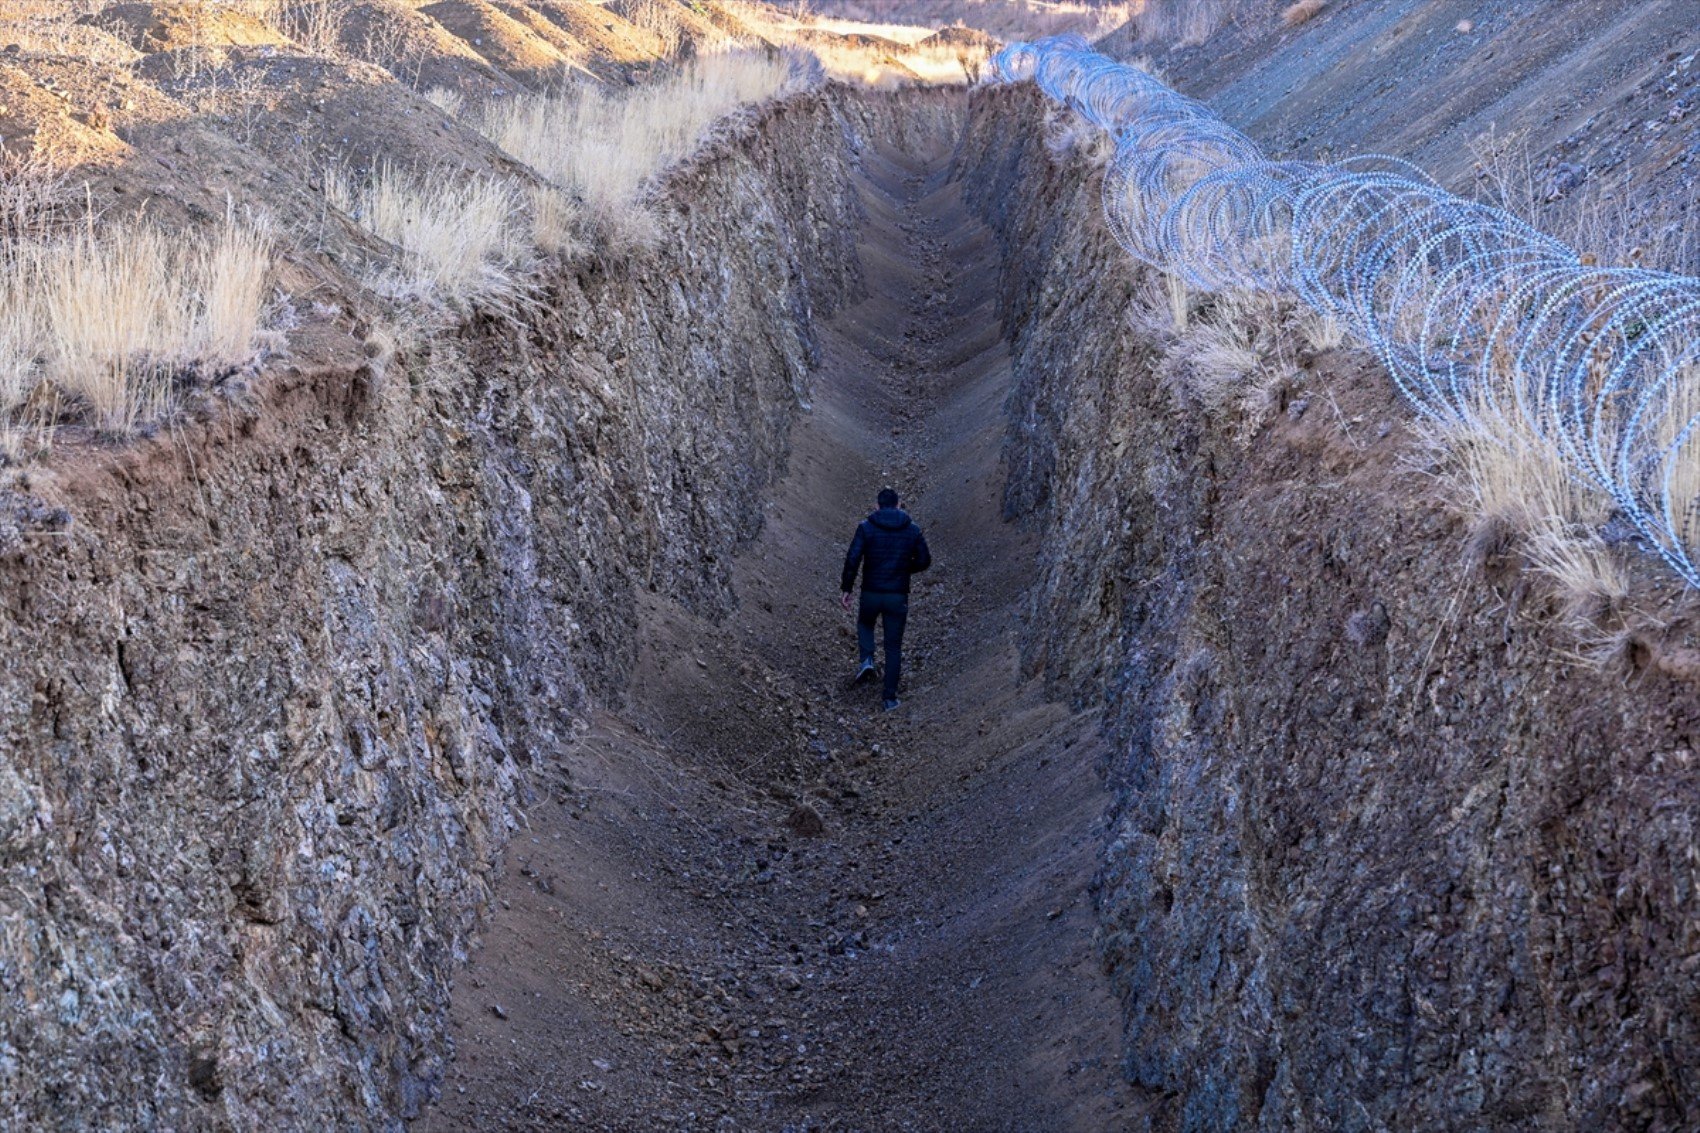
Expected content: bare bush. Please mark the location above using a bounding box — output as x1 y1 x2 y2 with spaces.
254 0 346 58
422 87 465 118
1162 290 1301 435
1472 130 1700 275
1295 307 1344 353
623 0 689 59
789 1 1132 42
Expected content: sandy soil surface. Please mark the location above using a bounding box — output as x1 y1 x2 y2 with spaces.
413 117 1143 1131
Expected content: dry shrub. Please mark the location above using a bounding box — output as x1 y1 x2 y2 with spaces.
1280 0 1327 28
474 48 796 209
1164 290 1300 432
1180 313 1261 409
778 1 1132 42
0 17 141 65
1648 369 1700 570
603 201 667 256
254 0 346 57
806 40 981 87
0 155 65 240
330 165 523 305
720 3 933 46
623 0 682 57
1129 281 1301 440
0 218 273 434
1043 105 1116 164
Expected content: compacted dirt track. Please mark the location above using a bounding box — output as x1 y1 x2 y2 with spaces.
416 109 1141 1132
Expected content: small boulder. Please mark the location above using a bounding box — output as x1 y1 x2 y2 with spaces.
785 803 825 838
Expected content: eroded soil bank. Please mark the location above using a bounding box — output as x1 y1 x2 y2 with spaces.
960 84 1700 1130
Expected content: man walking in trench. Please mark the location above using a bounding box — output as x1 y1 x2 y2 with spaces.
840 488 932 711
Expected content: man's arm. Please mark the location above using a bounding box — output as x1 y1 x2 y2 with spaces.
910 529 932 575
841 524 866 593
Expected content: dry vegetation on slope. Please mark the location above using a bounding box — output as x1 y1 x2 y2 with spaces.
0 0 989 464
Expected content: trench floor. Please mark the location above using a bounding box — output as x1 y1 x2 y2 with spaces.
416 119 1141 1132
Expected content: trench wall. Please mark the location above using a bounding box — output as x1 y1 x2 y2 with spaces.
0 89 885 1131
958 83 1700 1131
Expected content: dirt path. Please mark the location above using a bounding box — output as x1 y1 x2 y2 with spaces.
415 110 1141 1132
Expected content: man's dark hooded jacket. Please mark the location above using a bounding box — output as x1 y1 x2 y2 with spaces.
841 507 932 595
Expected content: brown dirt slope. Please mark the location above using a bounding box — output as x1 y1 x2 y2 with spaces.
1108 0 1700 207
418 0 581 83
84 2 290 52
329 0 518 96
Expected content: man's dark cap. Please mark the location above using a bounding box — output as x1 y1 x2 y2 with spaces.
878 488 899 508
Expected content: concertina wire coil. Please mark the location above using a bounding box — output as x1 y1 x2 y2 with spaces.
992 36 1700 589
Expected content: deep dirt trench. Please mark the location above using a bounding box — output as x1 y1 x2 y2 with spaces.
415 116 1141 1132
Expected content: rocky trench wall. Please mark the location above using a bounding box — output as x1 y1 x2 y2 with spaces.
957 84 1700 1131
0 88 880 1131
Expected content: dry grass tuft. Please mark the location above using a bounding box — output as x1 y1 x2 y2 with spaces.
1163 290 1301 434
1420 403 1629 623
330 164 524 306
1043 105 1117 165
475 49 796 210
620 0 701 58
529 185 588 259
421 86 465 118
1472 129 1700 274
1180 314 1261 409
1129 281 1303 441
1280 0 1327 28
1135 0 1239 48
806 40 983 87
776 0 1132 42
0 216 274 435
1295 306 1345 353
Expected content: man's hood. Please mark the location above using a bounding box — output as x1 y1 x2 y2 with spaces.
868 507 911 530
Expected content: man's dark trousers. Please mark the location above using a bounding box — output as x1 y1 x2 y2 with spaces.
858 591 907 702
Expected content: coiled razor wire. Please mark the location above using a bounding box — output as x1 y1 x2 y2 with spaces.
992 37 1700 589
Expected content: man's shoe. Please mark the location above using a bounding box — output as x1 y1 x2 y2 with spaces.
882 699 901 712
853 661 877 684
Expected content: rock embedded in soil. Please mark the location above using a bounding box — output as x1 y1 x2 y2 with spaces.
785 802 827 837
